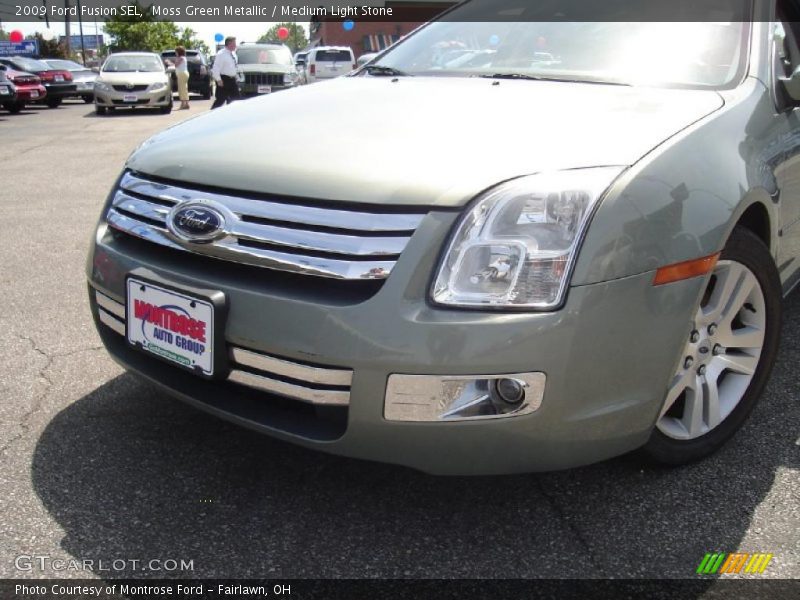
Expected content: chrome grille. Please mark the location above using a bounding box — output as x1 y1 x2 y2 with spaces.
244 73 283 86
113 84 148 91
106 171 427 280
93 289 352 406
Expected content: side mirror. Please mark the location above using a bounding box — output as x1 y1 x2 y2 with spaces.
781 65 800 102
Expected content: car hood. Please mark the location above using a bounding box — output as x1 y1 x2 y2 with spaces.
97 71 168 85
128 77 724 207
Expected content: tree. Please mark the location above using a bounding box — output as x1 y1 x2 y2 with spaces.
257 23 308 54
0 29 8 42
35 33 68 59
104 2 209 54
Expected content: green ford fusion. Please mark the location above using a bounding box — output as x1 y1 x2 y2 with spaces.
87 1 800 474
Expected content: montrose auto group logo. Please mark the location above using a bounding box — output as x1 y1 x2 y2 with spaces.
133 299 207 366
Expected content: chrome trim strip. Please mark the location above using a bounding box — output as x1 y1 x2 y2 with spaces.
107 209 397 280
120 171 425 232
112 191 171 223
230 347 352 387
228 370 350 406
95 291 125 320
97 308 125 336
229 220 408 257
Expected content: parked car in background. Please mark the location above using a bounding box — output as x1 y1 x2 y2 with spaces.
293 51 309 85
0 56 74 107
42 58 97 103
0 65 46 113
305 46 355 83
160 49 212 99
93 52 172 115
0 68 18 112
356 52 378 68
236 43 297 96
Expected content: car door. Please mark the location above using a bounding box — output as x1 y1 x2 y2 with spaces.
771 11 800 289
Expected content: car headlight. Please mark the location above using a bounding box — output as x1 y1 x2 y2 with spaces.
148 82 168 91
432 167 624 310
283 72 297 84
94 81 111 91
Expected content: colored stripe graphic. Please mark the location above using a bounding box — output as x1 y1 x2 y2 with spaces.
698 553 773 575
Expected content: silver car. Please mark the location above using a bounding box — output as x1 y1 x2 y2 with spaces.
93 52 172 115
42 58 96 103
87 1 799 474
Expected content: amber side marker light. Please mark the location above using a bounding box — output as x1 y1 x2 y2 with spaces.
653 253 720 286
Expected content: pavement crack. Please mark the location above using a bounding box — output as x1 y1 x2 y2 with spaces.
0 338 104 456
535 478 607 577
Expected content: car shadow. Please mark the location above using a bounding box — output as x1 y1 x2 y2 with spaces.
30 293 799 579
82 108 173 119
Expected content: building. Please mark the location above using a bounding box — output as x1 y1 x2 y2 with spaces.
309 1 456 58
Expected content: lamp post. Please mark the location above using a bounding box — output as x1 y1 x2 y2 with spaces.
76 0 86 64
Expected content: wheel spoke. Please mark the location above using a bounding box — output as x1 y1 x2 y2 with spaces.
703 262 743 322
715 324 764 351
660 369 695 418
720 269 757 325
712 353 759 376
681 376 705 437
703 371 722 430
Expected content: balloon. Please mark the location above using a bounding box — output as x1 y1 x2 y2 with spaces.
9 30 23 44
277 26 289 41
41 29 55 42
343 20 355 32
214 33 224 43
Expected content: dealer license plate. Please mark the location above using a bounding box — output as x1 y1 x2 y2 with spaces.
0 87 8 95
30 90 39 98
123 94 138 102
126 278 214 376
54 75 64 82
257 85 271 94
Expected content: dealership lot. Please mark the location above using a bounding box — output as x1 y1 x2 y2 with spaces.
0 100 798 579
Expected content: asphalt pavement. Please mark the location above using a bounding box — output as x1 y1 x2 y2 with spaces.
0 99 798 582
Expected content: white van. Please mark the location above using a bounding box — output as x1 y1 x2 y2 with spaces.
305 46 355 83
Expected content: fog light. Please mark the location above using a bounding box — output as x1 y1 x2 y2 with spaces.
384 373 545 422
494 378 525 404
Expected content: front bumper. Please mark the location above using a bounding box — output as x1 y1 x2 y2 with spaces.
42 83 77 99
239 82 292 96
95 87 171 107
87 214 705 475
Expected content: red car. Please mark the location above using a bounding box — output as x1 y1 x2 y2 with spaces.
0 67 46 113
0 56 74 108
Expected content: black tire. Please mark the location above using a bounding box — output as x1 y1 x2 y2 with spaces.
5 101 24 114
95 105 106 115
83 95 94 104
46 97 62 108
160 101 172 114
643 226 782 465
202 87 211 100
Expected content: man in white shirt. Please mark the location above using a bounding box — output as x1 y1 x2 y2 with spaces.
211 36 239 109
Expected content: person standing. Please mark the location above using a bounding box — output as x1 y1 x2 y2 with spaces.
211 36 239 109
174 45 190 110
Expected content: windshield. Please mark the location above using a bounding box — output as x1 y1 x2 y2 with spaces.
103 55 164 73
10 57 49 71
373 20 749 89
44 59 84 71
237 47 293 66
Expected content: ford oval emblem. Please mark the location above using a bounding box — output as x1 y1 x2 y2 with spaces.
168 202 227 243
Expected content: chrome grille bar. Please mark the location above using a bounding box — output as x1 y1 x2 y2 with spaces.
109 172 428 280
119 172 425 232
92 289 352 407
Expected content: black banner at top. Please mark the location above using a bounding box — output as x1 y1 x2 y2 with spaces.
2 0 757 24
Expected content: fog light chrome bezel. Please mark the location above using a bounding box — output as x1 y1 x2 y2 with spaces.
384 372 545 422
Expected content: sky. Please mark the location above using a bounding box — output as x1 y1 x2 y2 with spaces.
1 21 309 50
